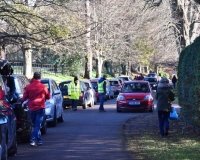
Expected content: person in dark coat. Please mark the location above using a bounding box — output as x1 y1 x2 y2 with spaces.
172 75 177 89
156 77 175 137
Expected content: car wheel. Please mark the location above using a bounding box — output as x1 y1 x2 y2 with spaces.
57 112 64 123
8 136 17 156
111 95 114 99
48 108 57 127
41 117 47 135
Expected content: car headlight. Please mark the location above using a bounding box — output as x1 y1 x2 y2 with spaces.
144 95 153 101
117 95 125 101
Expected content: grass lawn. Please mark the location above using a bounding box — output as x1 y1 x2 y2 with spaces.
124 112 200 160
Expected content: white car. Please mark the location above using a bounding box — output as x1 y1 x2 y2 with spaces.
117 76 132 81
41 78 64 127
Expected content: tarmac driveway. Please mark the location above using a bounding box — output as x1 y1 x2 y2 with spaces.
9 98 153 160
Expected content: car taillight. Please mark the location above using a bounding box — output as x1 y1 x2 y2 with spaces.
80 92 84 98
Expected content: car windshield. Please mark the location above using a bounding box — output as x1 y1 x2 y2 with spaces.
110 81 119 86
122 83 150 93
148 74 156 77
59 82 71 95
119 77 129 81
144 78 157 82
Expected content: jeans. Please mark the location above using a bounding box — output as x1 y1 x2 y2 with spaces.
99 93 105 110
158 111 170 136
29 108 45 143
173 83 176 89
71 99 78 110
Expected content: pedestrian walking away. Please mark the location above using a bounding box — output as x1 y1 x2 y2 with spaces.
156 77 175 137
68 76 81 111
98 75 107 112
172 75 178 89
22 72 50 146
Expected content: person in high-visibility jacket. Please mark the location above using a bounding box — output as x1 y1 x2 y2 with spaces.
68 76 81 111
98 75 107 112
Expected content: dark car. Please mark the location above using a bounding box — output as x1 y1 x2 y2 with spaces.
0 60 17 159
116 81 154 112
143 77 158 91
6 75 47 143
59 80 93 109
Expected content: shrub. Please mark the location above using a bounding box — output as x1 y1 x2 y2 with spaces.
178 36 200 130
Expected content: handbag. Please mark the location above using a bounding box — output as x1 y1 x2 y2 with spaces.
169 107 179 120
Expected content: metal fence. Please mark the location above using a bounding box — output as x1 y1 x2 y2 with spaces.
10 61 65 76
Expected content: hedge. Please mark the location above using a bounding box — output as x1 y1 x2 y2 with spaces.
178 36 200 130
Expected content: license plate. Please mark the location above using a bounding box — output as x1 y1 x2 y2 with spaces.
63 96 69 98
129 101 140 105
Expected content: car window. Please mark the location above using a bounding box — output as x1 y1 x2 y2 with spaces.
52 80 59 91
144 78 157 82
110 81 119 86
119 77 128 81
59 81 71 90
14 78 23 93
41 81 50 93
122 83 149 93
84 82 90 88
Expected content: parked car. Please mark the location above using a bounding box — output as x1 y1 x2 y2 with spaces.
109 78 122 96
116 76 132 81
116 80 154 112
40 78 64 127
59 80 93 109
143 77 158 91
90 79 100 101
0 60 17 159
90 78 114 100
81 80 97 106
116 77 124 86
5 74 47 143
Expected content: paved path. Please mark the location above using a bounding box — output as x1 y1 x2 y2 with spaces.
9 99 150 160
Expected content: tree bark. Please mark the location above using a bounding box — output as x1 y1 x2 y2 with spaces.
23 47 32 79
0 44 6 60
84 0 92 79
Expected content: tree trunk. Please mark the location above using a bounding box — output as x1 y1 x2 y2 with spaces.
121 64 126 75
95 50 104 78
0 44 6 60
23 48 32 79
104 61 109 74
84 0 92 79
109 61 115 77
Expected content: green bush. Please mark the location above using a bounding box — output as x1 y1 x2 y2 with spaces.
178 36 200 130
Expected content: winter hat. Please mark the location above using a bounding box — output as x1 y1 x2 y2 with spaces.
74 76 78 82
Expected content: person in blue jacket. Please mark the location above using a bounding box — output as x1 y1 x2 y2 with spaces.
98 75 107 112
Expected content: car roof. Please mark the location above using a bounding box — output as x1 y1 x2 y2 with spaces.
144 77 157 79
59 80 72 84
124 80 148 84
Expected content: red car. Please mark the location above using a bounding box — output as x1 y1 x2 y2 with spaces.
116 81 154 112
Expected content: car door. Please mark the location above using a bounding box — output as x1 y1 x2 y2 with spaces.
52 80 62 118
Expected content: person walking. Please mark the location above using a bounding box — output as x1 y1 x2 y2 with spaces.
156 77 175 137
172 75 177 89
68 76 81 111
22 72 50 146
98 75 107 112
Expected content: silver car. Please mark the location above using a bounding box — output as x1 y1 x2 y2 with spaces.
41 78 64 127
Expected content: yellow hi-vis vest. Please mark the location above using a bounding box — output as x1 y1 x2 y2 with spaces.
68 81 81 100
98 80 105 93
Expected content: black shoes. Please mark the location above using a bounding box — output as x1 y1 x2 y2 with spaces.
73 109 77 111
99 110 106 112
